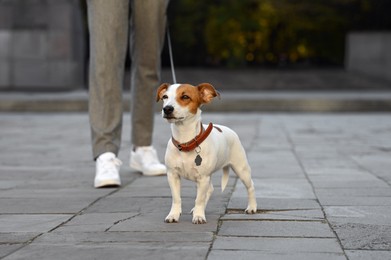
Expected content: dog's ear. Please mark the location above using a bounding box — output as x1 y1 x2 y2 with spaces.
156 83 170 102
197 83 220 104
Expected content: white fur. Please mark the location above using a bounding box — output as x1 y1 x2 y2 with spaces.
159 83 257 224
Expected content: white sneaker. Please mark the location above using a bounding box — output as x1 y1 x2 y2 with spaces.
130 146 167 176
94 152 122 188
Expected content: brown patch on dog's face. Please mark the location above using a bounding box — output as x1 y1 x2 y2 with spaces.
174 83 220 115
175 84 202 114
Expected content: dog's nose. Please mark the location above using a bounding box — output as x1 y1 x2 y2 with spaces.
163 105 174 115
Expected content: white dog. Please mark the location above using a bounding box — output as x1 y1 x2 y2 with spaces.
156 83 257 224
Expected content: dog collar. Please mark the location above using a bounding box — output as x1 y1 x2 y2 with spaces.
172 122 214 152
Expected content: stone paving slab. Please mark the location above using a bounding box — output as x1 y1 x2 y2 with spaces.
332 222 391 250
218 220 335 237
346 250 391 260
0 197 99 214
0 215 71 233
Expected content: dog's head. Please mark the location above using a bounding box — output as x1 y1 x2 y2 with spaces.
156 83 220 123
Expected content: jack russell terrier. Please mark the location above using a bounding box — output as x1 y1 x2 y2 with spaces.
156 83 257 224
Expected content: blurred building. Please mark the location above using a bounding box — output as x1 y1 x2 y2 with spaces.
0 0 85 90
346 32 391 82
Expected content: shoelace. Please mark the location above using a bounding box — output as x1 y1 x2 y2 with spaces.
140 148 159 165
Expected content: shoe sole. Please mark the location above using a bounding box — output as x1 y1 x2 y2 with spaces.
142 171 167 176
94 179 121 188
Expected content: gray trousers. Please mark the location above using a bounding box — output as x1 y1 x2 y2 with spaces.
87 0 169 159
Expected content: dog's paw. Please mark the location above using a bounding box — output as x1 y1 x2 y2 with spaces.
165 213 181 223
192 215 207 224
165 215 179 223
245 205 257 214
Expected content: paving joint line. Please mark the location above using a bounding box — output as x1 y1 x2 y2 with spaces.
205 217 224 260
350 156 391 187
282 122 349 260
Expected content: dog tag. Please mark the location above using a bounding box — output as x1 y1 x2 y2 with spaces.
195 154 202 166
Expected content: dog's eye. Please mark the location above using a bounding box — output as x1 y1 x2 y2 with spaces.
181 95 190 100
162 95 168 100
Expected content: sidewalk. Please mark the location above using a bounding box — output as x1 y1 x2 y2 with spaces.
1 112 390 259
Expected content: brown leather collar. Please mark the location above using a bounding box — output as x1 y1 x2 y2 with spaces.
172 122 214 152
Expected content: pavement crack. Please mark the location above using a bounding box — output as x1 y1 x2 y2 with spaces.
104 213 141 232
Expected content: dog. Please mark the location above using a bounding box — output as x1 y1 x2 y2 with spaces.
156 83 257 224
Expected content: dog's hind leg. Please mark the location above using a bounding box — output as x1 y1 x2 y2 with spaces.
232 163 257 214
221 166 229 192
205 182 214 207
230 144 257 214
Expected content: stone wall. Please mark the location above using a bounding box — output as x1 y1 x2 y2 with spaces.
0 0 85 90
346 32 391 82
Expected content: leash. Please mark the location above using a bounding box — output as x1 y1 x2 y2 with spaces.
166 24 177 84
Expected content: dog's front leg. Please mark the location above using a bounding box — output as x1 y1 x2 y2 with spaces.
192 176 210 224
165 171 182 223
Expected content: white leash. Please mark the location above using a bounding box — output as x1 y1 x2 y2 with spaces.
166 24 177 84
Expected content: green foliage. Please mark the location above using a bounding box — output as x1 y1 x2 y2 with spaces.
168 0 391 67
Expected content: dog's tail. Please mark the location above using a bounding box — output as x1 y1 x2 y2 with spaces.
222 166 229 192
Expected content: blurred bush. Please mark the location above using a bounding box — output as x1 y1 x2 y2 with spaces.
167 0 391 67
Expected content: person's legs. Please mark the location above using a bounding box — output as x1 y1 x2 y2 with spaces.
87 0 129 160
129 0 169 147
87 0 129 187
